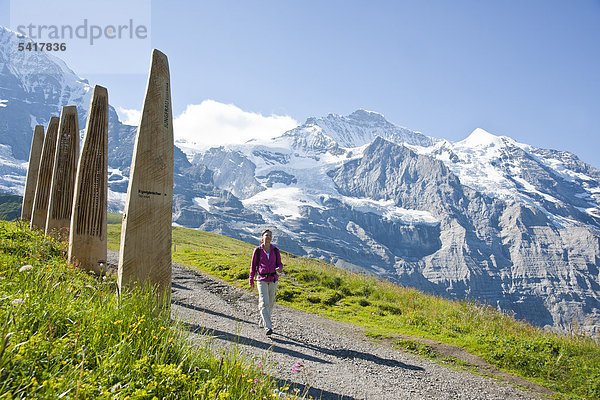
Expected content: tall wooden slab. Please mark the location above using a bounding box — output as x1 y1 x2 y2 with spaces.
30 117 59 230
68 86 108 273
46 106 80 240
21 125 45 222
118 49 174 301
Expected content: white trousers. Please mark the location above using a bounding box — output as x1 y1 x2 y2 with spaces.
257 280 277 330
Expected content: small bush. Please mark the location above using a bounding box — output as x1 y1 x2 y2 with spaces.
340 286 353 296
306 295 321 304
378 303 402 315
357 283 374 298
299 271 320 283
358 298 370 307
322 276 343 289
277 289 295 302
323 291 344 306
395 339 438 358
236 271 249 280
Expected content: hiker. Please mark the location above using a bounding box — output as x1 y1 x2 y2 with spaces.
249 229 283 336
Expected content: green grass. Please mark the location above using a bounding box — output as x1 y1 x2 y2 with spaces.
106 223 600 400
0 220 279 399
0 194 22 221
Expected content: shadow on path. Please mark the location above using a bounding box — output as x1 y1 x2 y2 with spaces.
274 333 424 371
172 299 255 325
171 282 190 291
181 322 334 365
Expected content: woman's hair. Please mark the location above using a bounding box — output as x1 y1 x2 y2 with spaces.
260 229 272 245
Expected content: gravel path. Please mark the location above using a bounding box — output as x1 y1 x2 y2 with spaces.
108 251 545 400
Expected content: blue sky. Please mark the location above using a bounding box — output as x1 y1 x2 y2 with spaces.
2 0 600 167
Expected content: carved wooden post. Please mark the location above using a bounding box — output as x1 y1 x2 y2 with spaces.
21 125 45 222
46 106 80 240
68 86 108 273
118 49 173 303
31 117 59 230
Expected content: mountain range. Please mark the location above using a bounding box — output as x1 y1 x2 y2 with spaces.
1 26 599 332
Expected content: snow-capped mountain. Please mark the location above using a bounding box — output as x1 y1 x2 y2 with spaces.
0 26 140 211
2 25 600 332
280 110 435 153
414 128 600 228
0 26 92 160
176 112 600 332
0 144 27 194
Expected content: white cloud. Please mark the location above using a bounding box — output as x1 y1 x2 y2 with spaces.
116 107 142 126
173 100 298 149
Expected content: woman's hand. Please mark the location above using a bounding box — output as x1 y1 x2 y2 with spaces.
276 266 283 274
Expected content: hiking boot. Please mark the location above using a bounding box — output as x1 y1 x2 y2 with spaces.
266 328 273 336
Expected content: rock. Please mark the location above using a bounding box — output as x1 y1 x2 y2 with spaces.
19 264 33 272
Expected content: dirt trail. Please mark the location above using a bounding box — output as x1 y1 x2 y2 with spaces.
108 251 548 400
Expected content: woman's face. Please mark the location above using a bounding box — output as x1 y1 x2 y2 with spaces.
262 231 272 245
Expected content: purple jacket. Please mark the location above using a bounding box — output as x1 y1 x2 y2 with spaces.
249 244 283 284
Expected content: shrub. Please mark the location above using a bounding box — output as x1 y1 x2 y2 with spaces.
306 295 321 304
236 270 249 280
298 271 320 283
395 339 438 358
322 276 343 290
277 289 295 302
357 283 374 298
377 303 402 315
323 291 344 306
340 286 353 296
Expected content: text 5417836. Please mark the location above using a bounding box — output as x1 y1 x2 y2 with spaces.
18 42 67 51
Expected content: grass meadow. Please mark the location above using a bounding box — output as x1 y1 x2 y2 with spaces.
0 220 279 399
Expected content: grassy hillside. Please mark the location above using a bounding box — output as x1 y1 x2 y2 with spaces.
107 212 123 225
0 220 277 398
106 222 600 400
0 193 22 221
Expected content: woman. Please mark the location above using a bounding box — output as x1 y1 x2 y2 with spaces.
249 229 283 336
